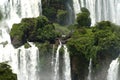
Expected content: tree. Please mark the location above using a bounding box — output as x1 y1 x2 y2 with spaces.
10 16 59 48
57 10 67 25
0 63 17 80
76 7 91 27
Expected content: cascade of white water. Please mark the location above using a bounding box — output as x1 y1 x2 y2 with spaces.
0 0 41 30
53 43 71 80
63 45 71 80
0 0 42 80
72 0 81 18
0 42 40 80
66 2 74 24
54 41 62 80
16 42 40 80
87 58 92 80
107 58 119 80
72 0 120 25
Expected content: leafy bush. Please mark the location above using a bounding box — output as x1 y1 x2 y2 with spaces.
54 23 70 35
10 24 26 48
57 10 67 25
10 16 59 48
81 7 90 16
42 0 67 23
0 63 17 80
67 21 120 61
43 7 56 21
24 42 31 48
76 7 91 27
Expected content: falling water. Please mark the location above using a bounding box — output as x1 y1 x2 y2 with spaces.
54 41 62 80
107 58 119 80
0 42 40 80
53 42 71 80
87 58 92 80
0 0 42 80
72 0 81 18
72 0 120 25
63 45 71 80
16 42 40 80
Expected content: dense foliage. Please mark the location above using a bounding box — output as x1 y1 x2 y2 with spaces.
67 13 120 79
67 21 120 61
76 7 91 27
42 0 68 25
0 63 17 80
10 16 59 48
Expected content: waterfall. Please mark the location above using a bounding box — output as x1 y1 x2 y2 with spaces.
53 42 71 80
72 0 120 25
72 0 81 18
87 58 92 80
63 45 71 80
107 58 119 80
54 41 62 80
0 42 40 80
66 2 74 24
16 42 40 80
0 0 42 80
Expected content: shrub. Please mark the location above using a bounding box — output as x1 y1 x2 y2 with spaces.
0 63 17 80
57 10 67 25
76 7 91 27
10 16 60 48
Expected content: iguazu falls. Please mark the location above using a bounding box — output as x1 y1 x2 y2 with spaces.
0 0 120 80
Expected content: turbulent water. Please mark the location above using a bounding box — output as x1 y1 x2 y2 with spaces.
0 0 41 80
107 58 119 80
72 0 120 25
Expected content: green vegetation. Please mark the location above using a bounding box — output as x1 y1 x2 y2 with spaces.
0 63 17 80
0 11 2 20
35 41 52 54
57 10 67 25
42 0 68 25
76 7 91 27
67 8 120 62
66 8 120 79
10 16 59 48
24 42 31 48
67 21 120 61
67 20 120 80
54 23 70 35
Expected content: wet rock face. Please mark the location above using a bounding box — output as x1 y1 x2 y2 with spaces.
11 36 25 48
71 55 88 80
70 50 119 80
